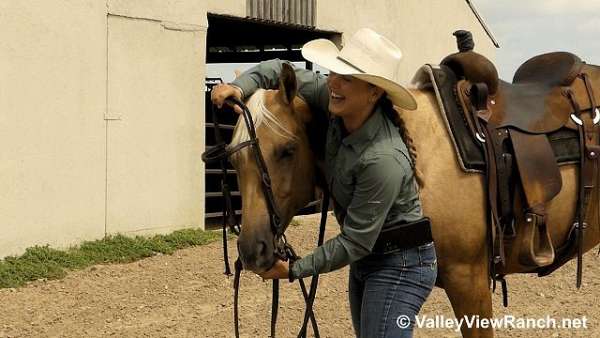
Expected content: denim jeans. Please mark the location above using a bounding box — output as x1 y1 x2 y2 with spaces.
348 242 437 338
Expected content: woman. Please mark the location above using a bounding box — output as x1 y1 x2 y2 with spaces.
212 28 437 338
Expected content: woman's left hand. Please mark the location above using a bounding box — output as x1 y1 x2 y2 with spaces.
259 260 289 280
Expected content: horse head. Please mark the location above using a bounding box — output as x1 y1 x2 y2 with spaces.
231 63 317 273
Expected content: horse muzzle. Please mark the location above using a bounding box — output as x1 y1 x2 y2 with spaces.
237 232 277 273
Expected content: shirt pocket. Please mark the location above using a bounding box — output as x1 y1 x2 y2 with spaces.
331 167 354 209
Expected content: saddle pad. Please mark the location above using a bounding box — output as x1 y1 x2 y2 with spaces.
413 64 580 173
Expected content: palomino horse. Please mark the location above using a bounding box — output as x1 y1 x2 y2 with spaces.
229 63 600 337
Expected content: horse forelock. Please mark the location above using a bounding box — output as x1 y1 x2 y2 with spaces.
229 89 299 160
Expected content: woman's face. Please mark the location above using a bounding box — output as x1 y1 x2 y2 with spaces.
326 72 381 118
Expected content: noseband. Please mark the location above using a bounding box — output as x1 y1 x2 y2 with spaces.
202 97 329 338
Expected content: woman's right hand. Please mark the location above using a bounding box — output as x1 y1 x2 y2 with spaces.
211 84 243 114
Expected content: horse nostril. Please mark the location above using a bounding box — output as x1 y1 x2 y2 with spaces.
258 240 268 256
237 234 274 272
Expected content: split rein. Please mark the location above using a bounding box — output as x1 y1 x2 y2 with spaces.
201 98 329 338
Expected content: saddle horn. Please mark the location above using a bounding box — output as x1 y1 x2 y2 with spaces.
441 30 499 95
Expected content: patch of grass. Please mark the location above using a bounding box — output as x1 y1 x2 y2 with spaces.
0 228 221 289
289 218 302 227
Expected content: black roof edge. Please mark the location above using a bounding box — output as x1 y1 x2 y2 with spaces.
465 0 500 48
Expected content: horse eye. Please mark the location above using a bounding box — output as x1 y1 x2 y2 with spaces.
278 143 296 160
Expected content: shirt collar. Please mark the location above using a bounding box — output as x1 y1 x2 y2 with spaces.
341 106 385 153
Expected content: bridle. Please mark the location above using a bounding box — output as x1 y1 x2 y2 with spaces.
201 97 329 338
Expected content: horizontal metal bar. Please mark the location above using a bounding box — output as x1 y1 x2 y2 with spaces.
205 169 237 174
205 210 242 218
207 50 304 63
206 123 236 130
206 191 241 198
296 199 320 215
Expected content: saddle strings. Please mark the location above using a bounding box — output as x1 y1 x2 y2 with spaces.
564 79 600 288
581 74 600 256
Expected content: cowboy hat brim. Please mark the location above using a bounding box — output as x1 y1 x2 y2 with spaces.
301 38 418 110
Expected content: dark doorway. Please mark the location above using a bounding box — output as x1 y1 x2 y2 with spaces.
204 14 338 228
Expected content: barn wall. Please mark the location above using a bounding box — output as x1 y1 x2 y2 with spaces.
316 0 496 82
206 0 246 17
105 7 206 237
1 0 495 259
0 0 207 258
0 1 108 258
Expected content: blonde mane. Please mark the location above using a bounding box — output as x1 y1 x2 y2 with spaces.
229 89 298 158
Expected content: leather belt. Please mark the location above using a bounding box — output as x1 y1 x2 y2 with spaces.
372 217 434 254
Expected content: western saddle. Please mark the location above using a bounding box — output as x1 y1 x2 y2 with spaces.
442 31 600 287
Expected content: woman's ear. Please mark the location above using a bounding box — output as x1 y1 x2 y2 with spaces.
370 86 385 104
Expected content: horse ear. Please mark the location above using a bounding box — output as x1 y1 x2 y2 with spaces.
278 63 297 105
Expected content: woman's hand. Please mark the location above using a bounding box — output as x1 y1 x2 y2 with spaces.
258 259 290 280
211 84 243 114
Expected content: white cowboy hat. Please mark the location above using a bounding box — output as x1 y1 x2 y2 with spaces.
301 28 417 110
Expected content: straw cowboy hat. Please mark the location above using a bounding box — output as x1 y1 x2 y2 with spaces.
301 28 417 110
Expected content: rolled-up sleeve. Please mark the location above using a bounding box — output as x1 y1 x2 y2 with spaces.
231 59 329 112
291 154 406 279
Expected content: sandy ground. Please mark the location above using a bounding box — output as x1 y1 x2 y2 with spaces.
0 214 598 338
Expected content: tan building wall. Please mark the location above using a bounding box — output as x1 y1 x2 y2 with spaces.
316 0 496 82
206 0 246 17
0 1 207 258
1 0 493 258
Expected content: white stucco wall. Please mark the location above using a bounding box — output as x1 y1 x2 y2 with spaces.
106 15 205 237
0 0 207 258
317 0 496 82
206 0 246 17
0 1 108 258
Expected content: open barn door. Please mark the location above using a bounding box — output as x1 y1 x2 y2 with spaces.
204 14 338 228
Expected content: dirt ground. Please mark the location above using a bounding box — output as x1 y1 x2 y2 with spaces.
0 214 598 338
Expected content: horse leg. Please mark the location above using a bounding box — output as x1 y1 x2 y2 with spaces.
442 263 494 338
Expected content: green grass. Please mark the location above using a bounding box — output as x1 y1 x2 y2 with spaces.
0 228 221 289
290 217 302 227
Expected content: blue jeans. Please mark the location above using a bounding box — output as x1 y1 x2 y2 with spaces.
349 242 437 338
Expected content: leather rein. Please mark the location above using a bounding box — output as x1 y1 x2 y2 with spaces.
201 97 329 338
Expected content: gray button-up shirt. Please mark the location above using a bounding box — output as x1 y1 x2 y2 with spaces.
232 59 422 279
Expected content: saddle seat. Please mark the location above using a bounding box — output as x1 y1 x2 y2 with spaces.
489 53 588 134
513 52 583 86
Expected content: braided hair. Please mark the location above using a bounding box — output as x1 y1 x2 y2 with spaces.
378 96 424 188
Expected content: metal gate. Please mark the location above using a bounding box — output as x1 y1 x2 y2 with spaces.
204 78 242 227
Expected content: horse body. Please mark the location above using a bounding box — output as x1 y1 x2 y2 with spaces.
407 89 600 337
232 65 600 337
